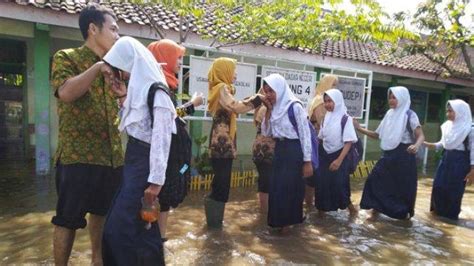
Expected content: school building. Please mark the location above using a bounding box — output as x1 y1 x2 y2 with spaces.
0 0 473 175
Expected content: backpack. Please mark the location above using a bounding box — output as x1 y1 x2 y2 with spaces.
147 82 192 206
405 109 415 143
341 115 363 174
288 102 319 170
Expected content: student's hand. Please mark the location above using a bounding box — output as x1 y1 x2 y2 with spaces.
407 144 419 154
329 159 342 171
353 119 361 130
465 169 474 186
111 79 127 99
302 161 313 178
144 184 162 205
191 92 204 107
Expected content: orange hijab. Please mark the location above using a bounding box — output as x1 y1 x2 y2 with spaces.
147 39 185 90
207 57 237 140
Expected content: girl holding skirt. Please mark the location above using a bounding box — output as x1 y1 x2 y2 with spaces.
261 73 313 232
306 74 339 206
424 99 474 220
316 89 358 216
354 86 425 220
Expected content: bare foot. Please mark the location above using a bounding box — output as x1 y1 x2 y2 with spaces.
348 203 359 217
367 209 379 221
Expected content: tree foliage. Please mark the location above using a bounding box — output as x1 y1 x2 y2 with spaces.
134 0 472 79
401 0 473 78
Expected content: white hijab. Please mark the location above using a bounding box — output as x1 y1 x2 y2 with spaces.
377 86 411 150
103 36 176 132
321 89 347 131
440 99 472 149
263 73 301 123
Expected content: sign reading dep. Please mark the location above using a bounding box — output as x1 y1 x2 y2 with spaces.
189 56 257 112
333 76 366 118
261 66 316 109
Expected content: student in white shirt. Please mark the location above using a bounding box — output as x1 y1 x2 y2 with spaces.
101 36 175 265
355 86 425 221
316 89 358 216
424 99 474 220
261 73 313 232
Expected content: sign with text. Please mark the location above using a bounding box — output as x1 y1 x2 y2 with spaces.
189 56 257 112
261 66 317 109
332 75 366 118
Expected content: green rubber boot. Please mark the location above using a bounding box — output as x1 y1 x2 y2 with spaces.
204 197 225 228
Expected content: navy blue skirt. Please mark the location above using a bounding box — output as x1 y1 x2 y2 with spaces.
315 145 351 212
268 139 305 228
102 138 165 266
430 150 469 220
360 143 417 220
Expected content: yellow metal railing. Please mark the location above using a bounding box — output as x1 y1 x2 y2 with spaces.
188 161 377 191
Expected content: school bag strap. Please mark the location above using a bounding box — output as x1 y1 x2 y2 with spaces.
406 109 414 140
147 82 171 128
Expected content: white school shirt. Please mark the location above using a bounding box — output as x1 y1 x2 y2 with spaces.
435 127 474 165
125 90 176 185
261 103 312 161
376 112 421 148
318 116 358 154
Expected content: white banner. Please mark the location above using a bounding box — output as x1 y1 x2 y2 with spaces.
332 75 366 118
189 56 257 112
261 66 317 109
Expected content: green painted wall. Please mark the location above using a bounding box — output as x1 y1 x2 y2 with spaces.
33 24 51 174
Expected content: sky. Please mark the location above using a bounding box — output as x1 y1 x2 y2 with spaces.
334 0 474 30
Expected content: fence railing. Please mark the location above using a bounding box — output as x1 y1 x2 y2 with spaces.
188 161 377 191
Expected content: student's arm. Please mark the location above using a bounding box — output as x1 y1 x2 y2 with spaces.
353 119 379 139
465 129 474 185
423 141 441 150
293 104 313 178
329 142 352 171
144 92 174 205
407 126 425 154
219 86 263 114
175 92 203 117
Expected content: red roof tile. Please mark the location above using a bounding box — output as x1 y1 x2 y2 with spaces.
10 0 472 79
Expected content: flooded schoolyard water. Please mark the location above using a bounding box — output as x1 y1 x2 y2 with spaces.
1 161 474 264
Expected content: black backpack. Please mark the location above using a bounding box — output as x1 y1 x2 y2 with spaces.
341 115 363 174
147 82 192 207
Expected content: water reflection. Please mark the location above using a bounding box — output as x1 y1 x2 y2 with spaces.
0 162 473 264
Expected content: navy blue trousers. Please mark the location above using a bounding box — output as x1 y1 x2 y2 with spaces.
430 150 469 220
102 138 165 266
268 139 305 227
360 144 417 220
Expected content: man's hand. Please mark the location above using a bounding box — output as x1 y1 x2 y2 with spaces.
302 161 313 178
144 184 162 205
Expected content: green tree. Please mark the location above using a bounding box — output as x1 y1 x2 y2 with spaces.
134 0 472 79
399 0 473 78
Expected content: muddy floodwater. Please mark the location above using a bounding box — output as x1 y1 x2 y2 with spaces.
1 162 474 264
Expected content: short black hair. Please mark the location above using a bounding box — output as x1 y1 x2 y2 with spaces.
79 3 117 40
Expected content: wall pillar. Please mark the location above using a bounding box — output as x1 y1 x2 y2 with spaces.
34 23 50 175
